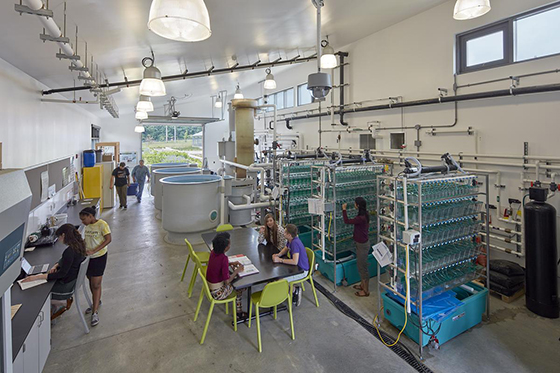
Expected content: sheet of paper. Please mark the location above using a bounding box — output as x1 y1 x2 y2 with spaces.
238 264 259 278
228 254 252 265
24 246 36 252
40 171 49 202
11 304 22 319
17 279 47 291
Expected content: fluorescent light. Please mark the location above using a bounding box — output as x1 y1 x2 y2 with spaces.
135 111 148 120
234 85 244 99
136 95 154 112
148 0 212 42
139 66 166 97
264 68 276 90
453 0 491 20
134 125 146 133
320 44 337 69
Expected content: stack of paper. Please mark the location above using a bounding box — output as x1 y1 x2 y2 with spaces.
228 254 259 278
17 279 47 291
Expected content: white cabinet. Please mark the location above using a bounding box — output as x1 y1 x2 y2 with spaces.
14 295 51 373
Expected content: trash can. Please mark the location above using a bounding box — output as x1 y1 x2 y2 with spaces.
94 149 103 163
127 183 139 196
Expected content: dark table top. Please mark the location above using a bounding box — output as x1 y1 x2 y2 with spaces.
201 228 303 290
11 198 99 361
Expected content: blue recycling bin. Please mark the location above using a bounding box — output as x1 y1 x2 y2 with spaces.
127 183 139 196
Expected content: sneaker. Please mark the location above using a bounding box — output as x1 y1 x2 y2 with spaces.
91 312 100 326
124 205 128 209
137 198 141 203
85 300 101 314
295 287 302 307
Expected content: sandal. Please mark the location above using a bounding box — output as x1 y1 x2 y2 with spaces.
354 291 370 297
353 285 363 291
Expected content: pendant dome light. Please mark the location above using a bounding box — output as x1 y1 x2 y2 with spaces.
135 125 146 133
453 0 491 20
320 40 337 69
264 68 277 90
215 93 223 108
139 55 166 97
148 0 212 42
233 84 244 99
136 95 154 112
135 111 148 120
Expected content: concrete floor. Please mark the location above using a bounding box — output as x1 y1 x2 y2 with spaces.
43 193 418 373
315 269 560 373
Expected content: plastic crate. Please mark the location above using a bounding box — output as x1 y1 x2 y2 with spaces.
381 282 488 346
127 183 139 196
315 249 383 286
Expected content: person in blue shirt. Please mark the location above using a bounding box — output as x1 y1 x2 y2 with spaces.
272 224 309 306
131 160 150 203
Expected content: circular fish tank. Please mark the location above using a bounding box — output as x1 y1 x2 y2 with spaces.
149 162 195 195
153 167 201 211
160 174 222 244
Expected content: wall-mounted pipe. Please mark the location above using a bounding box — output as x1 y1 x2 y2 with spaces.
283 82 560 126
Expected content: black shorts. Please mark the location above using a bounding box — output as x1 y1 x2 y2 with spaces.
87 254 107 277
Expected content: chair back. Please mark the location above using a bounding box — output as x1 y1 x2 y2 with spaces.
197 268 213 301
259 279 289 308
305 248 315 275
216 224 233 232
75 256 91 289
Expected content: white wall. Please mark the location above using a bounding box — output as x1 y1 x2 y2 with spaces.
0 57 97 169
236 0 560 265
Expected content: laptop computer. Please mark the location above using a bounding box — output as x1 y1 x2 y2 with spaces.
21 257 49 276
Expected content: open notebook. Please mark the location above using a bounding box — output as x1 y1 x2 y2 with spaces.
17 278 47 291
228 254 259 278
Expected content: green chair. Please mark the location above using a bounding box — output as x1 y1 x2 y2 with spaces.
180 239 210 284
248 279 295 352
193 268 237 344
216 224 233 232
183 239 209 298
289 248 320 308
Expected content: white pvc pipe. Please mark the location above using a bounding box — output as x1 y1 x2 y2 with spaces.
480 232 522 246
488 243 524 257
23 0 94 81
228 200 274 211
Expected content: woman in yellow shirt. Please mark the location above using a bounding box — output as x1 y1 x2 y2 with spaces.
79 207 111 327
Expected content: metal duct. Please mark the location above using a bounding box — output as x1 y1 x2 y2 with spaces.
232 99 258 178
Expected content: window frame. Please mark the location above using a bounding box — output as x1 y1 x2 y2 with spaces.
297 83 313 106
456 1 560 74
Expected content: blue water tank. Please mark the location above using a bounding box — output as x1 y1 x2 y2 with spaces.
83 150 95 167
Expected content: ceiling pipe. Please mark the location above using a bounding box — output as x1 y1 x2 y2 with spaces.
20 0 119 117
42 55 317 95
284 82 560 127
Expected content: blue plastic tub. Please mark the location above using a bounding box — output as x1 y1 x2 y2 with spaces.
382 282 488 346
127 183 139 196
83 150 95 167
315 249 383 286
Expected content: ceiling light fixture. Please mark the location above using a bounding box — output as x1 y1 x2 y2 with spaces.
264 68 277 90
234 84 244 99
453 0 491 20
139 55 166 97
320 39 337 69
135 111 148 120
136 95 154 112
148 0 212 42
307 0 332 101
215 93 223 108
134 125 146 133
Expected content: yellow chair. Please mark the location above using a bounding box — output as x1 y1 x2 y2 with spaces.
216 224 233 232
193 268 237 344
289 248 320 307
182 239 210 298
248 279 295 352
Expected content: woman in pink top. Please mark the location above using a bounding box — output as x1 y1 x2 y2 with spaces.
206 232 245 315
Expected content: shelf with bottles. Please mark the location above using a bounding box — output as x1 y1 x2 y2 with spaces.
378 174 480 205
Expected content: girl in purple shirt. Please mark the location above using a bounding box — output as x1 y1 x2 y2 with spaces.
342 197 371 297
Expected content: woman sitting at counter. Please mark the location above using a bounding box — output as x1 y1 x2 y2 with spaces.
258 213 287 251
22 224 86 316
